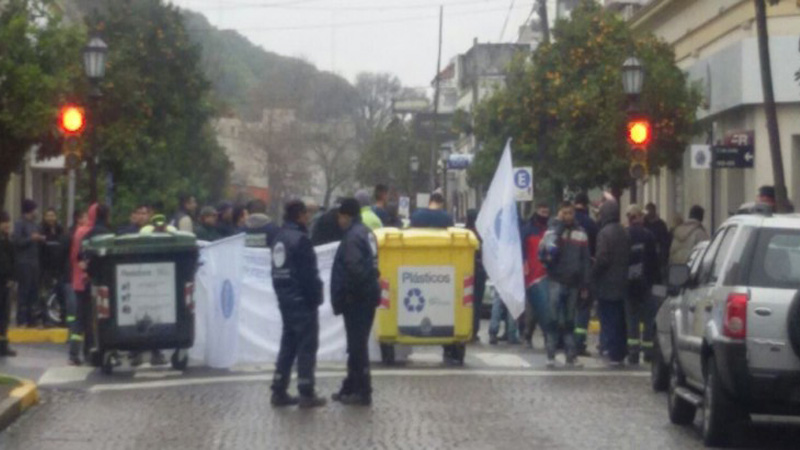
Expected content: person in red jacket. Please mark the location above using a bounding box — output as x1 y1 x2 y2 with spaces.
520 202 552 349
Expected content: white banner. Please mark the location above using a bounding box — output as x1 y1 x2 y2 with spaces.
190 234 382 368
476 140 527 319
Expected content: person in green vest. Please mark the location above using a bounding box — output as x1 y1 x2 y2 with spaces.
355 190 383 230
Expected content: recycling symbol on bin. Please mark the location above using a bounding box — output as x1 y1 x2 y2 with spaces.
404 288 426 313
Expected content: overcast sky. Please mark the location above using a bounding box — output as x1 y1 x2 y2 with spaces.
169 0 554 89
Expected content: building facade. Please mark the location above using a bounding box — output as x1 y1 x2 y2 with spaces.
624 0 800 230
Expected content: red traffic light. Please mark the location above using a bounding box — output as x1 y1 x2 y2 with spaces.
627 119 651 147
59 105 86 136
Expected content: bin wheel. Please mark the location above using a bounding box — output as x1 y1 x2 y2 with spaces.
101 351 117 375
380 344 396 366
452 344 466 365
89 349 104 368
171 349 189 371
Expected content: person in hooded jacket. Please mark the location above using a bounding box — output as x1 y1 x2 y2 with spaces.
244 199 280 249
331 198 380 406
216 201 237 238
669 205 709 265
67 204 99 365
270 200 327 408
593 199 630 366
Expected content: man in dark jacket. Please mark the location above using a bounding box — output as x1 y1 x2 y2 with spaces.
331 198 380 406
467 209 487 342
311 199 345 246
1 212 17 356
410 193 454 228
573 193 598 355
625 205 659 365
538 202 590 368
244 199 280 249
644 203 670 281
271 200 326 408
195 207 222 242
13 199 44 327
593 199 630 366
372 184 390 225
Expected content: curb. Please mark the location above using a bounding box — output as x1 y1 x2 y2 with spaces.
0 376 39 433
8 327 68 344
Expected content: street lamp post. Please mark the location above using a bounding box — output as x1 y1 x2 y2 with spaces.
409 155 419 207
622 56 645 203
83 36 108 203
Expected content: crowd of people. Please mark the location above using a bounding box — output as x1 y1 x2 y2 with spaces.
0 182 779 409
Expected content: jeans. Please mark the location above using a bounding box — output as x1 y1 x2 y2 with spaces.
340 304 377 397
598 299 626 363
489 289 518 341
574 294 593 351
526 279 551 339
546 281 578 360
272 309 319 397
15 264 41 326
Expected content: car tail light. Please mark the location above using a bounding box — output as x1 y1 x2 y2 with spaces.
184 282 195 313
95 286 110 320
723 293 748 339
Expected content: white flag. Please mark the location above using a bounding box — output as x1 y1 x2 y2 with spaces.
476 140 526 319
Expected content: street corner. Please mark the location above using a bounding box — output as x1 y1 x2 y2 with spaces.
8 327 69 345
0 375 39 433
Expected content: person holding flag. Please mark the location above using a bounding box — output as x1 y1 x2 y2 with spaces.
476 140 527 344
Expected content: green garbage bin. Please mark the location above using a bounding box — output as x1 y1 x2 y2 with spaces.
84 232 199 374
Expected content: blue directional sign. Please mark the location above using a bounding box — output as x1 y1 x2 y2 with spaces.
513 167 534 202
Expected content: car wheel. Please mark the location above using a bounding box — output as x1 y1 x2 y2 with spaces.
702 359 747 447
651 337 669 392
667 353 696 425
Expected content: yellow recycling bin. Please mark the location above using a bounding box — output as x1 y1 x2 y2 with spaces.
374 227 479 365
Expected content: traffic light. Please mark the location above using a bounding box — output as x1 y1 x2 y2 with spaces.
58 105 86 136
627 118 651 148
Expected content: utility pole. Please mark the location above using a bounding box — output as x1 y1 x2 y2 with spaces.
537 0 556 204
430 5 444 193
754 0 789 212
539 0 550 45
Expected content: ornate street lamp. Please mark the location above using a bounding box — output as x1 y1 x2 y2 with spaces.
83 35 108 202
83 36 108 91
621 56 644 97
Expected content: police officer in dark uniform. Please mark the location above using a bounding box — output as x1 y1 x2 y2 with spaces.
331 198 380 406
270 200 326 408
244 199 280 249
625 205 660 365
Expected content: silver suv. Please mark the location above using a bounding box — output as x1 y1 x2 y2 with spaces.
660 213 800 447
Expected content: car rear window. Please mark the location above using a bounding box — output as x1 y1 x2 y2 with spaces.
747 229 800 288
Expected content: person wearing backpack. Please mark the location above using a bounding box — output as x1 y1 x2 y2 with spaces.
538 201 591 368
625 205 660 365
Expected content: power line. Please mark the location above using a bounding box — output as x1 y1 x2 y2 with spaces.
180 0 506 12
187 3 533 33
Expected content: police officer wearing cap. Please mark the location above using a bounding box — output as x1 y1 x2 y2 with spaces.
270 200 326 408
331 198 381 406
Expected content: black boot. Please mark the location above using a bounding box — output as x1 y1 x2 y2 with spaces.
271 391 300 407
0 340 16 357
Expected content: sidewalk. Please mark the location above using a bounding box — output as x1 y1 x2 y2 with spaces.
0 374 38 432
